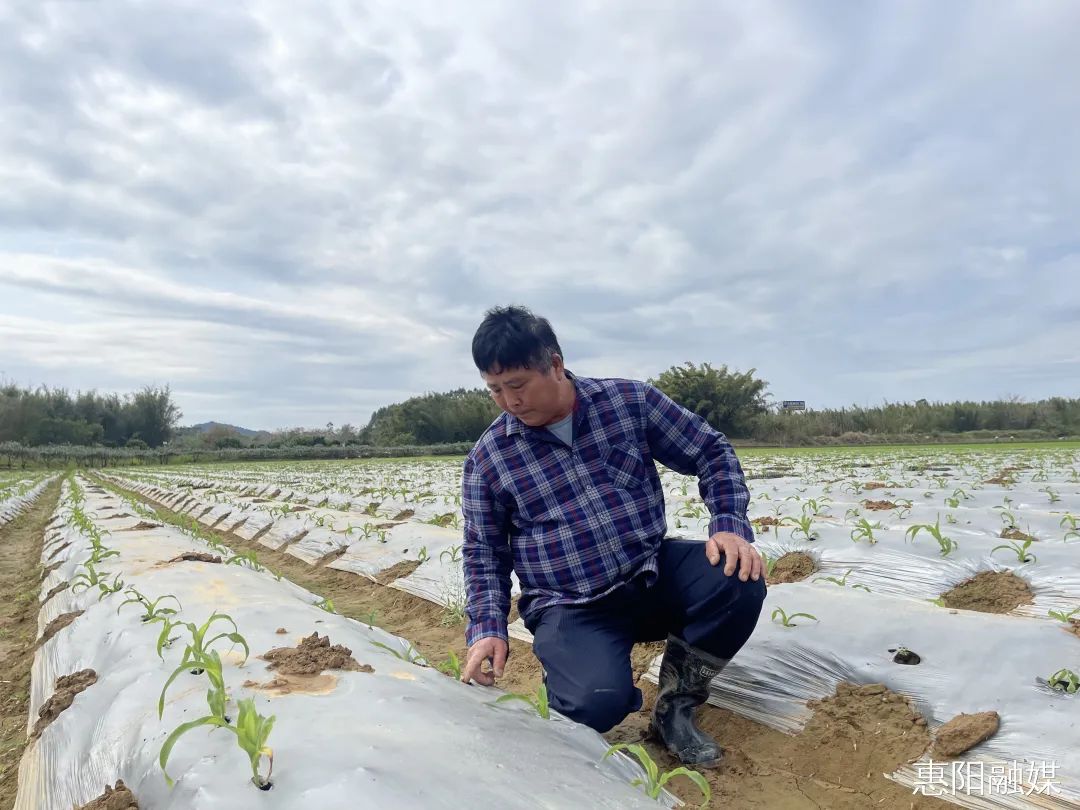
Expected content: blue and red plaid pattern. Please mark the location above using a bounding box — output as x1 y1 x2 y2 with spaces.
461 371 755 647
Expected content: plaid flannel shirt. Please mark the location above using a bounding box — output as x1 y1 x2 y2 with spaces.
461 371 754 647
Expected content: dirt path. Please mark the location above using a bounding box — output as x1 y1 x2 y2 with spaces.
109 479 949 810
0 479 61 809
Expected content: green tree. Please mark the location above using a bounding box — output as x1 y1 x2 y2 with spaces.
649 362 769 438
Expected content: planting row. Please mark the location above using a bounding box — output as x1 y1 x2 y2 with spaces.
16 476 672 809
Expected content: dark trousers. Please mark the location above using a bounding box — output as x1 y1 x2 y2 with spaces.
524 539 766 733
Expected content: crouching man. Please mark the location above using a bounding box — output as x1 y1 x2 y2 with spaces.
459 305 766 767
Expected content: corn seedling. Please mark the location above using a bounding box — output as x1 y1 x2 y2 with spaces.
361 608 379 628
224 550 266 573
370 639 425 665
849 519 883 545
70 561 110 594
771 607 818 627
1061 514 1080 542
1047 607 1080 623
1047 668 1079 694
494 683 550 719
170 612 251 670
759 551 777 578
814 569 870 592
991 539 1037 564
118 589 182 622
440 545 463 565
781 514 817 541
314 597 335 613
159 648 228 719
160 696 275 789
602 743 710 806
995 508 1018 529
905 515 957 557
417 546 430 563
844 507 861 521
154 615 182 658
436 650 462 679
1039 486 1061 504
892 498 913 519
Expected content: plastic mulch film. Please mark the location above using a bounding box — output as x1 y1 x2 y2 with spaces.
17 482 675 810
642 581 1079 807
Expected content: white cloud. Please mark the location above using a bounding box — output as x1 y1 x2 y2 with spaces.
0 0 1078 428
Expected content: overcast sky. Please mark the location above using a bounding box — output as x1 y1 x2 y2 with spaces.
1 1 1078 430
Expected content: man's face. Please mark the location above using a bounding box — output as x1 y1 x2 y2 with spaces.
482 356 568 427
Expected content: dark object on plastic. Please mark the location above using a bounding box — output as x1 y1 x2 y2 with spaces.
889 646 922 665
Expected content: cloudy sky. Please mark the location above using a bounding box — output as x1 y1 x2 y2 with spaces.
1 1 1078 430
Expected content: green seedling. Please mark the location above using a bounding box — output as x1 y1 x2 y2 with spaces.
437 650 462 679
224 550 265 572
417 546 430 563
849 519 883 545
995 507 1018 529
758 551 777 578
781 514 816 542
1047 607 1080 623
440 545 463 565
892 499 913 519
153 616 183 659
602 743 710 806
1039 486 1061 504
118 589 182 622
96 574 126 600
160 696 274 789
905 515 957 557
159 648 228 719
991 539 1037 564
370 640 425 665
170 612 251 668
494 683 550 720
88 546 120 564
314 597 335 613
1047 668 1079 694
361 609 379 628
1060 514 1079 542
814 569 870 592
771 607 818 627
71 561 110 594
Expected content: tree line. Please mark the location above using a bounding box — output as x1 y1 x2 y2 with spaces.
0 383 181 448
3 366 1078 465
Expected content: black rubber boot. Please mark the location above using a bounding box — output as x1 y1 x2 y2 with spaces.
649 634 728 768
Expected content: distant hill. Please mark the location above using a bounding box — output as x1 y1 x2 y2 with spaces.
183 421 261 437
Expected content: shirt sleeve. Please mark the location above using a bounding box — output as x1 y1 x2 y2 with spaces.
642 383 755 543
461 453 514 646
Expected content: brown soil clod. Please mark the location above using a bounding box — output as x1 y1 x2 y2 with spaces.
47 541 71 561
768 551 817 584
37 610 84 647
42 581 70 605
862 499 897 511
999 527 1037 542
100 513 133 520
862 481 889 490
40 561 63 581
31 669 98 739
166 551 222 564
940 571 1033 614
76 780 139 810
375 559 423 585
120 521 162 531
751 516 780 534
793 682 931 776
391 509 415 521
933 711 1000 757
262 632 373 676
275 627 288 634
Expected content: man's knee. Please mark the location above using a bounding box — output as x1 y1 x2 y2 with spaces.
548 677 641 733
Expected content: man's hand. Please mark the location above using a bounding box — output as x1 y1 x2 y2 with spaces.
461 636 509 686
706 531 763 581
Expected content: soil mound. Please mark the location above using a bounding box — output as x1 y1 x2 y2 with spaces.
263 632 373 676
77 780 139 810
933 711 999 757
941 571 1032 613
31 669 98 738
769 551 816 584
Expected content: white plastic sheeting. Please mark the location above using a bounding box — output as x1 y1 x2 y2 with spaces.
0 476 54 527
18 483 674 810
643 581 1079 805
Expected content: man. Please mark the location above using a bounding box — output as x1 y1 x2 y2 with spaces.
459 305 766 767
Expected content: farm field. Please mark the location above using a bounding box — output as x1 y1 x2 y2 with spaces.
4 444 1079 809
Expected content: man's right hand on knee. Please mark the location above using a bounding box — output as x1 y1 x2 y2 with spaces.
461 637 509 686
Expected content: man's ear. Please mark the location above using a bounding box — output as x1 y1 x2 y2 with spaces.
550 353 565 378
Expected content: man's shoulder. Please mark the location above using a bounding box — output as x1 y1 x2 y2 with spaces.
574 373 649 401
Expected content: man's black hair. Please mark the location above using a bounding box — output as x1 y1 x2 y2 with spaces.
472 305 564 374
